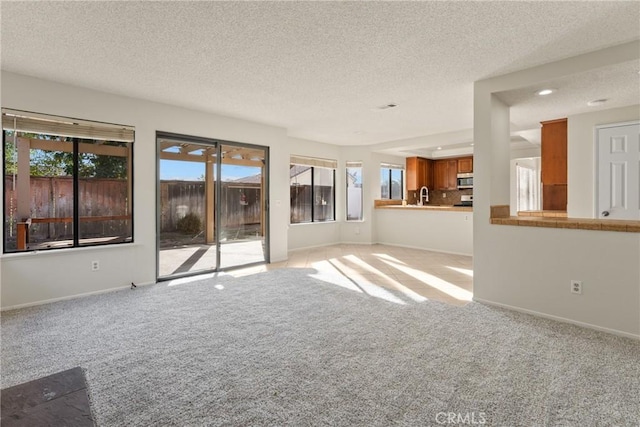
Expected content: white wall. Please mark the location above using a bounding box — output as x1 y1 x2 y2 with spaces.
568 105 640 218
475 224 640 336
1 71 290 308
0 74 410 308
287 142 405 250
287 137 342 250
341 148 405 246
376 209 472 255
510 146 540 160
474 42 640 338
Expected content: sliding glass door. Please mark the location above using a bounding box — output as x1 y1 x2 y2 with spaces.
219 143 267 269
157 134 217 278
157 133 268 280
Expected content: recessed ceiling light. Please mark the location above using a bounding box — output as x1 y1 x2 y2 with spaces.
470 143 474 146
437 146 442 150
587 99 608 107
535 88 556 96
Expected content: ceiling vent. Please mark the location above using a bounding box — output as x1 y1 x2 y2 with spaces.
587 99 608 107
376 103 398 110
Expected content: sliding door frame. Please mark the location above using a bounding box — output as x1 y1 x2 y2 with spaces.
156 131 270 281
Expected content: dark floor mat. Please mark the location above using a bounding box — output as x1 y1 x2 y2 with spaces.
1 367 94 426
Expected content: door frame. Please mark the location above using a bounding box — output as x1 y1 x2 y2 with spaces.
593 120 640 219
155 131 270 281
215 140 270 271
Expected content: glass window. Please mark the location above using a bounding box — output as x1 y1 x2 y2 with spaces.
380 164 404 200
391 168 403 200
290 165 312 223
313 167 334 222
2 111 133 252
346 162 363 221
78 139 132 246
290 161 335 224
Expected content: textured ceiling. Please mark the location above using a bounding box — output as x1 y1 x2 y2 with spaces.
1 1 639 147
497 60 640 129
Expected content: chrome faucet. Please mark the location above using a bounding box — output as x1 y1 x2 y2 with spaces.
418 186 429 206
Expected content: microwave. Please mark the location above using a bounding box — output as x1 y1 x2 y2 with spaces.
457 173 473 189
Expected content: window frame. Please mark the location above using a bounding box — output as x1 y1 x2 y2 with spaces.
2 111 134 253
290 162 336 224
346 162 363 221
380 164 404 200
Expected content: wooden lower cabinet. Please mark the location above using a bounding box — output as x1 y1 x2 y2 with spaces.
542 184 567 211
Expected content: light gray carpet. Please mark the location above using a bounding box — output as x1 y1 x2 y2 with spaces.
2 268 639 426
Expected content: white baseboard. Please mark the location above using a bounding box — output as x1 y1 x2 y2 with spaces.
375 241 473 257
1 281 156 312
287 241 365 253
473 297 640 340
288 241 471 257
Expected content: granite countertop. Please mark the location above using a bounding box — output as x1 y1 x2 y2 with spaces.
518 210 567 218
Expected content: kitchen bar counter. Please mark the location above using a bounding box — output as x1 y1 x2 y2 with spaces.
518 210 567 218
491 204 640 233
376 204 472 212
375 202 473 255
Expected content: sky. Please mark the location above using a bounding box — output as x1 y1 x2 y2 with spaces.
160 160 260 181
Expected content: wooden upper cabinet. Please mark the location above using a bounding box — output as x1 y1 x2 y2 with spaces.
424 159 433 189
406 157 421 191
433 160 447 190
541 118 567 185
541 118 568 210
446 159 458 189
434 159 458 190
458 157 473 173
406 157 433 191
412 155 470 191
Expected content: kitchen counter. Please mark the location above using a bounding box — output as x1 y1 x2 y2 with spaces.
518 210 567 218
491 204 640 233
375 204 473 255
375 204 472 212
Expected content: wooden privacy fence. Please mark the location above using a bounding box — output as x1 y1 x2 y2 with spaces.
160 180 261 233
4 175 131 249
290 184 334 223
4 176 262 249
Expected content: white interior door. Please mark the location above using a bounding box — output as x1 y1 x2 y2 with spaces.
597 123 640 220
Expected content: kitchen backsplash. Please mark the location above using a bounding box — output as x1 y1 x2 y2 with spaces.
407 188 473 205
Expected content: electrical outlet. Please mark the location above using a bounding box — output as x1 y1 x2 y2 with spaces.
355 227 360 235
571 280 582 294
91 260 100 272
443 193 447 198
